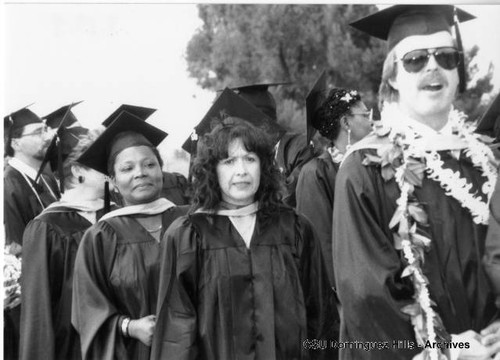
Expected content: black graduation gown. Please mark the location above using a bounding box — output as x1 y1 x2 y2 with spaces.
333 148 496 359
484 169 500 305
71 206 187 360
20 206 107 360
296 151 339 287
3 164 59 360
276 133 316 207
151 206 338 360
4 164 59 245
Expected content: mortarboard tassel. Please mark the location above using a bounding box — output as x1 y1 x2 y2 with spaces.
454 7 466 94
104 180 111 214
57 136 64 193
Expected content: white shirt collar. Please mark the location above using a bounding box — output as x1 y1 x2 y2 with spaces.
8 157 39 181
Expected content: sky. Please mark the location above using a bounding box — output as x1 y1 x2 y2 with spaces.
3 2 500 170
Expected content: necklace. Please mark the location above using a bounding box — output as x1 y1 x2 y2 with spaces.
144 224 162 233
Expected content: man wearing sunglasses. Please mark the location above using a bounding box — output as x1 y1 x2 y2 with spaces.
331 5 499 360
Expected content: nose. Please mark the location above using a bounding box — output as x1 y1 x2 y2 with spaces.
234 159 248 175
425 53 439 71
133 165 147 178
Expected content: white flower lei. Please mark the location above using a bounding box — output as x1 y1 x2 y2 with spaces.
380 103 498 359
383 103 497 225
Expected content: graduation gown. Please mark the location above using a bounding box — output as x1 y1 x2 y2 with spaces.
296 151 339 287
4 164 59 245
333 147 496 359
4 164 59 360
161 172 190 205
151 206 338 360
20 205 108 360
72 206 187 360
276 133 316 207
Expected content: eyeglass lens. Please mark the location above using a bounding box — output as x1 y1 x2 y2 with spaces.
401 47 460 73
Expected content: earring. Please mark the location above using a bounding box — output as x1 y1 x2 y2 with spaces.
78 176 85 183
346 128 352 151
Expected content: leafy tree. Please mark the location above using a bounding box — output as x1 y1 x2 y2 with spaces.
186 4 384 132
186 4 494 132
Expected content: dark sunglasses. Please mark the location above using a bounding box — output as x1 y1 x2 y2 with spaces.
398 47 461 73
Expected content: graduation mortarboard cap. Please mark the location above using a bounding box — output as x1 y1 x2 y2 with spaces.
182 88 285 155
77 110 167 176
101 104 157 127
229 81 291 121
4 105 41 155
306 71 328 146
43 101 83 129
36 102 89 193
350 5 475 51
475 93 500 141
4 106 42 133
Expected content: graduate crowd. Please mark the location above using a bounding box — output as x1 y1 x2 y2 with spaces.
4 5 500 360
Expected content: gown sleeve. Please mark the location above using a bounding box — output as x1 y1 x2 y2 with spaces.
151 216 199 360
20 219 57 360
71 223 128 360
332 151 417 358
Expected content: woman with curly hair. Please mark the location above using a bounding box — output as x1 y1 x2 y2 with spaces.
151 117 337 360
297 86 372 287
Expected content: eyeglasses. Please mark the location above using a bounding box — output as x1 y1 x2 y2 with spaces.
398 47 461 73
350 109 373 120
21 126 49 137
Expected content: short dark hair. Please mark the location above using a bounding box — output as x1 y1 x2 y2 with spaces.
191 117 283 217
4 127 26 157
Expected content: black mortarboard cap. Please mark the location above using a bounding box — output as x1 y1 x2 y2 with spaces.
306 71 328 146
35 103 88 192
43 101 83 129
4 106 42 133
77 110 167 176
101 104 157 127
350 5 475 50
4 104 41 155
228 81 291 121
475 93 500 141
182 88 285 155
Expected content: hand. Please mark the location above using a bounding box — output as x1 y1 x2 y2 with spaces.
481 320 500 359
452 330 493 360
128 315 156 346
3 282 21 310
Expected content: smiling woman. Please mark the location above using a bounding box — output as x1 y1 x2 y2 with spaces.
71 111 188 360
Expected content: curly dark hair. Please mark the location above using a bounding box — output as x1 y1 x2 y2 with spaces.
191 117 284 218
313 88 362 141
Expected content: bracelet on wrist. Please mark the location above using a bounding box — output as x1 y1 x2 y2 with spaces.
121 317 131 338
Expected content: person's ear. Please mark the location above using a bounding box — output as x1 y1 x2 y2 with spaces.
388 76 399 91
340 116 350 131
71 165 83 179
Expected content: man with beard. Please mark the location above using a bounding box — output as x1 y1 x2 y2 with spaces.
4 107 59 247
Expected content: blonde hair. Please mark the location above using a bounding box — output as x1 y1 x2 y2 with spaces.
62 126 105 190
